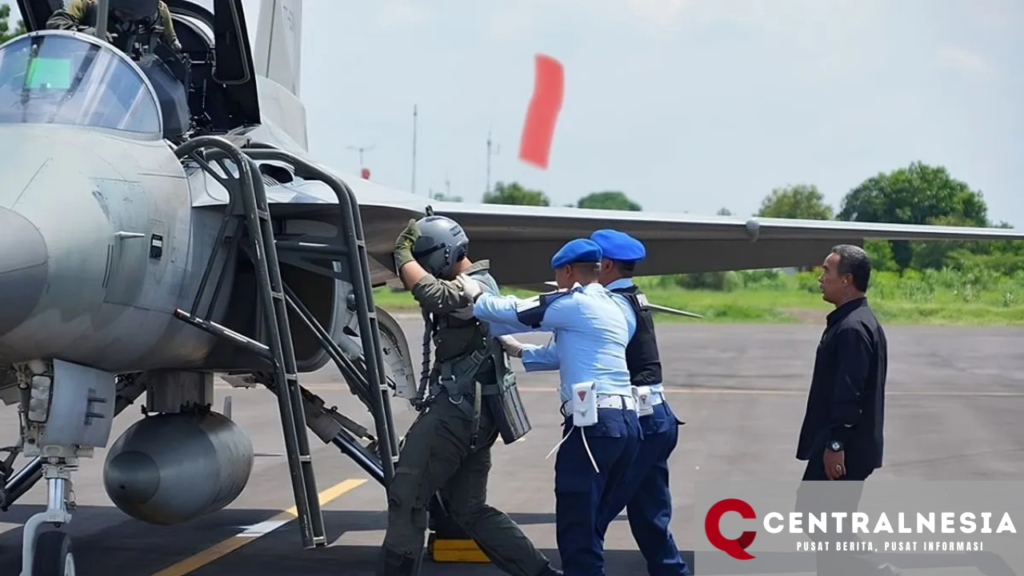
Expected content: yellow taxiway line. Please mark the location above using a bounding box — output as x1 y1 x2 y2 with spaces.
149 478 366 576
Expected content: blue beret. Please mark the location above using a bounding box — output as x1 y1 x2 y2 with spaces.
590 229 646 262
550 238 603 269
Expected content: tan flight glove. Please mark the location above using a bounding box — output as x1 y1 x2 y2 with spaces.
393 219 419 270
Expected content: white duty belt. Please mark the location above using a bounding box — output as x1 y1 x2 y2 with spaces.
548 383 636 474
559 392 636 416
632 385 664 417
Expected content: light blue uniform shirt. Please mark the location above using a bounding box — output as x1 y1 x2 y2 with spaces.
605 278 665 395
472 282 633 404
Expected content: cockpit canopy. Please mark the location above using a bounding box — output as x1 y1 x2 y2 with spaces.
0 31 163 137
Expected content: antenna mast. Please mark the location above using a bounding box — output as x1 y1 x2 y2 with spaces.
347 144 375 167
486 129 500 194
411 104 418 195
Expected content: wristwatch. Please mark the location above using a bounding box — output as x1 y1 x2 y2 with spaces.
827 440 844 452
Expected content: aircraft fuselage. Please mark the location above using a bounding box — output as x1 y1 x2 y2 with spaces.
0 124 224 373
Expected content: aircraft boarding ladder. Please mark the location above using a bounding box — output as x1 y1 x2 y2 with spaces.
166 136 402 550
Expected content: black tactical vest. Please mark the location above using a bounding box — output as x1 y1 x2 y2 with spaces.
611 284 662 386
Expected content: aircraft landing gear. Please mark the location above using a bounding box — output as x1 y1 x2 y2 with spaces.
8 359 118 576
33 531 75 576
22 467 76 576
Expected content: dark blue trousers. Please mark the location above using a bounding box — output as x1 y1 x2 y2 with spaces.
554 405 641 576
596 400 688 576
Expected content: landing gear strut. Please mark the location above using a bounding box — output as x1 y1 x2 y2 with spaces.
2 360 126 576
21 466 75 576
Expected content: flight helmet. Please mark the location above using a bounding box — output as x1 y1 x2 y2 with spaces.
411 215 469 279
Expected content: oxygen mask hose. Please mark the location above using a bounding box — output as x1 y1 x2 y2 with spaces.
416 310 433 411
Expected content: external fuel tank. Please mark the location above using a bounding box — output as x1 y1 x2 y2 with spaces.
103 410 254 525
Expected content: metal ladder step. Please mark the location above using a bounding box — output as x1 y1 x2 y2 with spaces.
172 138 406 558
172 137 327 550
242 143 401 491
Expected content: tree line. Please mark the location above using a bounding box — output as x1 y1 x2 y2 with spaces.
0 4 25 44
456 162 1024 277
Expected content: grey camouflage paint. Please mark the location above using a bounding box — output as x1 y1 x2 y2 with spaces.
0 125 223 372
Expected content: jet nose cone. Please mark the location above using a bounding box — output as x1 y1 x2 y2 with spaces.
0 207 48 337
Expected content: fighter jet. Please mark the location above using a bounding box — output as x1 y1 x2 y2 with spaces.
1 0 1022 574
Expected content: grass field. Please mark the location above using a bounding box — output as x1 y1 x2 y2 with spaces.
372 268 1024 325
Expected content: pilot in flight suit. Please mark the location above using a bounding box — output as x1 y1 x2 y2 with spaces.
379 216 559 576
46 0 182 53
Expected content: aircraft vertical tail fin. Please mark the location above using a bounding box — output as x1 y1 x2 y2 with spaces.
252 0 307 149
254 0 302 97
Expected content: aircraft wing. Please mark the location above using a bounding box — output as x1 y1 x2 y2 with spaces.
191 161 1024 287
429 202 1024 287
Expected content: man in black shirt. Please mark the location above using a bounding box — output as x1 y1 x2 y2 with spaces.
797 244 887 481
795 244 898 575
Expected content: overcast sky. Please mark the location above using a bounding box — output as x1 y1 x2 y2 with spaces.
13 1 1024 225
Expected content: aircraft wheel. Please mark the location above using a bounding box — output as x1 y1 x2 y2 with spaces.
33 530 75 576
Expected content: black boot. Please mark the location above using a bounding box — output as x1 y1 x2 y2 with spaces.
375 547 417 576
536 564 564 576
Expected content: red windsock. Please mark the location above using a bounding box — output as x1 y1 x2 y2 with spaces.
519 54 564 170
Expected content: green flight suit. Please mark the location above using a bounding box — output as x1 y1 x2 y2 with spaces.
379 259 552 576
46 0 180 53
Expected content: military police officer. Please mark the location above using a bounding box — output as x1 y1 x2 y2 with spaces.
590 229 689 576
378 216 559 576
47 0 182 54
459 238 642 576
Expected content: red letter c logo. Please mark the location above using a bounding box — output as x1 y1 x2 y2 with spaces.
706 498 757 560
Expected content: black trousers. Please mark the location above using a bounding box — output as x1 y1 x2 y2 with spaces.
795 453 886 576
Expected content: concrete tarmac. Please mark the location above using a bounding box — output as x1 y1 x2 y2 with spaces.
1 320 1023 575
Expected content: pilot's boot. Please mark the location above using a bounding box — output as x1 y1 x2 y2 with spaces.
375 546 418 576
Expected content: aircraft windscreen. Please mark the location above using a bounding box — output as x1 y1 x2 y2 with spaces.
0 33 162 135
